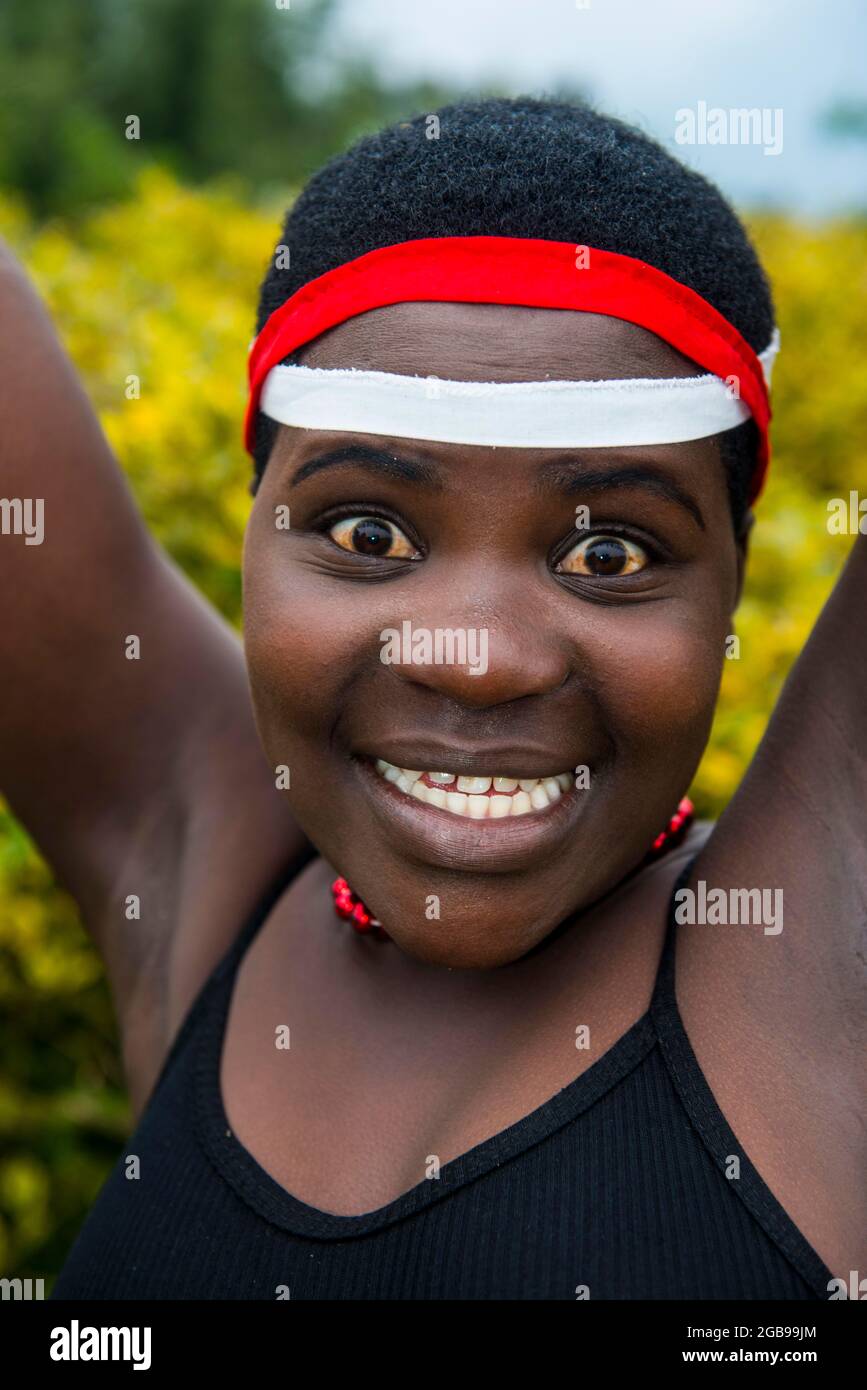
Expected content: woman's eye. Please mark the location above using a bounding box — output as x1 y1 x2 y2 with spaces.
557 534 649 577
328 515 419 559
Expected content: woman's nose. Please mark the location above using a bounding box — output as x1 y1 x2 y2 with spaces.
378 608 573 709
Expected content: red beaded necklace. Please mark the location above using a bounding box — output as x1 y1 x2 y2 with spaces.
331 795 695 940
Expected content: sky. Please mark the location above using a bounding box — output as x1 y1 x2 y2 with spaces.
325 0 867 215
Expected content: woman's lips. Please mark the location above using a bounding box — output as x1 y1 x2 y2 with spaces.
374 758 574 818
353 753 588 874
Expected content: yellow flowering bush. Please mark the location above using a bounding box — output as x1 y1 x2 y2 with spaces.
702 212 867 801
0 169 865 1281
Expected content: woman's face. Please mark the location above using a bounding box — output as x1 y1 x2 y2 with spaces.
243 302 746 968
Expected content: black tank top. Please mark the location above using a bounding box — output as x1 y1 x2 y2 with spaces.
51 858 835 1300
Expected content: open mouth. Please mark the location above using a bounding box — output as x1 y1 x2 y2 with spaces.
374 758 574 819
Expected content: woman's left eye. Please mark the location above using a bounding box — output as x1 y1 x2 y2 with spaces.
328 515 419 559
557 533 649 577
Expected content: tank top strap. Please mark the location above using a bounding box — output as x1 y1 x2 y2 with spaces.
649 853 697 1018
646 850 834 1297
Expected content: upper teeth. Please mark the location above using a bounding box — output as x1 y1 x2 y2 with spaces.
373 760 573 818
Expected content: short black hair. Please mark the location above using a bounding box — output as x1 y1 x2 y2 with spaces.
253 95 774 528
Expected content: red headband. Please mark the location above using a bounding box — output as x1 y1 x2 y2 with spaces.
247 235 773 500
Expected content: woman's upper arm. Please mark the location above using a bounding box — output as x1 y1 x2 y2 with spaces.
673 532 867 1270
692 528 867 994
681 532 866 1155
0 239 304 1065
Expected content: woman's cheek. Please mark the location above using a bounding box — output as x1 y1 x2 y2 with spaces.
597 607 727 752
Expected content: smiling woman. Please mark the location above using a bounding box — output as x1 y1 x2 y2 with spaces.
245 309 734 943
2 96 863 1302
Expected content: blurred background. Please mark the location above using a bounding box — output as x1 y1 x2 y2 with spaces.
0 0 865 1287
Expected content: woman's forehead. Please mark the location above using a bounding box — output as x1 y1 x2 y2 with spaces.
297 301 702 383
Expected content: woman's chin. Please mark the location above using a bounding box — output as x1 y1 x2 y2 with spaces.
365 896 573 969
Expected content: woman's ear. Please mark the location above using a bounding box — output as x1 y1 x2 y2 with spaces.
733 508 754 611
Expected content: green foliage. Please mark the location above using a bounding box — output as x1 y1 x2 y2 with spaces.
0 173 865 1284
0 804 129 1283
0 0 454 218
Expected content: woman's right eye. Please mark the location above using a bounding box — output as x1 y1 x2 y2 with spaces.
557 533 649 577
328 515 420 560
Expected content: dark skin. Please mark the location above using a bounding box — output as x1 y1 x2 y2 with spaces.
0 249 864 1275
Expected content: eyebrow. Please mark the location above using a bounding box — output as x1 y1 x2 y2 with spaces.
290 442 706 531
291 444 444 489
535 460 706 530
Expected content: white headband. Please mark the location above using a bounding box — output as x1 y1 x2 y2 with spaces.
259 329 780 451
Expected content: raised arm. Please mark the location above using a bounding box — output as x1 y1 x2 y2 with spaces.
682 525 867 1272
0 239 305 1110
689 526 867 988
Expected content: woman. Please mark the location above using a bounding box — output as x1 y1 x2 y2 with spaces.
2 97 863 1300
